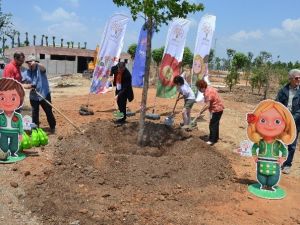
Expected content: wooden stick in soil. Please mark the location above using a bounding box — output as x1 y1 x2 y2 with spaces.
35 90 84 134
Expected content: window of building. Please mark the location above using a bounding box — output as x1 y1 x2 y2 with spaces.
50 55 76 61
40 54 45 59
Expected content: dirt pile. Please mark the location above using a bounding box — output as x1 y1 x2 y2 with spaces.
24 121 237 225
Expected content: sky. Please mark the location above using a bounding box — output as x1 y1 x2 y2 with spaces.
2 0 300 62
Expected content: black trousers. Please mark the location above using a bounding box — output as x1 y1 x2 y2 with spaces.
209 111 223 143
30 94 56 129
116 91 127 121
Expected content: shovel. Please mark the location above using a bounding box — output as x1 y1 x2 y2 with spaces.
164 93 181 126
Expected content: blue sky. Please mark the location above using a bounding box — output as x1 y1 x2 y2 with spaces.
3 0 300 62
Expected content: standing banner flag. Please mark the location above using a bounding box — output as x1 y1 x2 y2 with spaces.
156 18 190 98
132 24 148 87
191 14 216 102
90 14 129 94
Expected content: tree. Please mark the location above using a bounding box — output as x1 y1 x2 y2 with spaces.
52 36 55 47
215 57 221 72
152 46 164 83
67 41 70 48
71 41 74 48
244 52 253 86
113 0 204 146
208 49 214 69
61 38 63 47
45 36 48 46
78 42 80 49
41 34 44 46
182 47 193 68
127 43 137 59
5 29 17 48
24 32 29 46
84 42 87 49
0 0 13 42
33 34 36 46
226 48 236 63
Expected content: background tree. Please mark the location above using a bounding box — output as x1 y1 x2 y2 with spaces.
226 48 236 63
60 38 63 47
45 36 48 46
33 34 36 46
127 43 137 60
182 47 193 69
152 46 164 83
84 41 87 49
67 41 70 48
0 0 13 43
1 36 6 56
52 36 55 47
24 32 29 46
17 31 20 46
41 34 44 46
244 52 253 86
208 49 214 70
71 41 74 48
113 0 204 146
5 29 17 48
78 42 80 49
215 57 221 72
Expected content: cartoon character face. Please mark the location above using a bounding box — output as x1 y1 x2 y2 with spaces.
193 58 203 74
256 108 286 138
0 89 21 113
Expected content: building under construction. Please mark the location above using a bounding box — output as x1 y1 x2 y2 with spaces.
5 46 95 76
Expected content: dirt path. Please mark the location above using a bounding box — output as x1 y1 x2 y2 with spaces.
0 75 299 225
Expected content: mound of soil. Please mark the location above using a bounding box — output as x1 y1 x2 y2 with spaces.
24 121 237 225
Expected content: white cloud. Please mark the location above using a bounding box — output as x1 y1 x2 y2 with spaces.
62 0 80 8
229 30 263 41
34 6 77 22
281 18 300 33
268 18 300 42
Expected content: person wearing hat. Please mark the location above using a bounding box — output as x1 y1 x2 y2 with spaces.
3 51 25 82
110 61 134 124
23 55 56 133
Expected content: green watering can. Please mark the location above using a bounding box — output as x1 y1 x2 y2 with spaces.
19 132 32 151
31 129 40 147
37 128 48 146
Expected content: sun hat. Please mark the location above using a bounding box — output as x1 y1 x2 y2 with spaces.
25 55 39 63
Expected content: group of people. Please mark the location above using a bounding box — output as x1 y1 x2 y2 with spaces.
172 68 300 175
2 51 56 133
173 74 224 146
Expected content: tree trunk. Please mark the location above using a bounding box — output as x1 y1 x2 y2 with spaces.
137 18 153 146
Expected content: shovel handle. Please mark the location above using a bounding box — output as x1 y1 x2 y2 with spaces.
171 93 181 115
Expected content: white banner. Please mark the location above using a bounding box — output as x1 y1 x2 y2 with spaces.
156 18 190 98
192 14 216 102
90 14 130 94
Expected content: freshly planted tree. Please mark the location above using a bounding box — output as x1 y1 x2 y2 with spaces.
113 0 204 146
127 43 137 60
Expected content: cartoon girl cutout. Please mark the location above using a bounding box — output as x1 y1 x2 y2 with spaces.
192 54 206 79
247 100 296 191
0 78 25 160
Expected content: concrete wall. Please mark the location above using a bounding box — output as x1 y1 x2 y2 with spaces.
40 59 77 77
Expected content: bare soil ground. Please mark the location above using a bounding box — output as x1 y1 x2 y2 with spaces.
0 74 299 225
